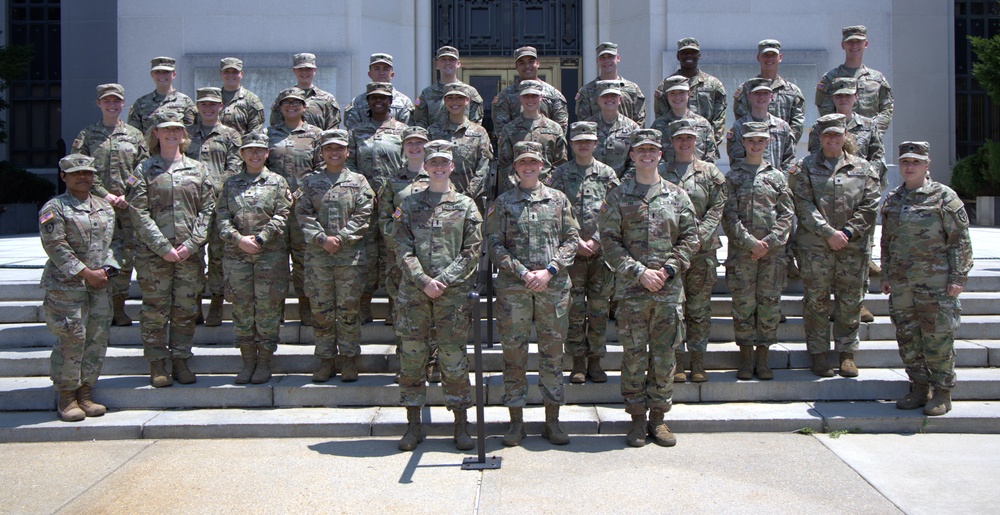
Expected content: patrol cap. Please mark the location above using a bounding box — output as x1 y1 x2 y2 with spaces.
151 110 185 129
746 78 773 93
514 46 538 60
661 75 690 93
677 37 700 52
319 129 350 148
741 121 770 139
401 126 429 142
436 46 460 59
830 77 858 96
898 141 930 161
816 113 847 134
369 53 394 67
240 132 269 149
669 119 699 138
630 128 663 148
97 83 124 100
424 140 454 161
842 25 868 42
596 42 619 57
442 83 469 98
519 80 544 96
275 88 307 104
513 141 545 163
569 121 598 142
196 87 223 103
150 56 176 71
596 80 623 97
757 39 781 54
220 57 243 71
293 53 317 69
59 154 97 174
365 82 393 97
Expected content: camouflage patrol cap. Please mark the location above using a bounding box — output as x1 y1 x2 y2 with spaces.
220 57 243 71
424 140 454 161
370 53 394 67
596 80 623 97
630 128 663 148
816 113 847 134
842 25 868 42
442 83 469 98
319 129 350 148
741 121 770 139
365 82 393 97
747 78 773 93
292 53 317 69
513 141 545 162
669 119 699 139
97 83 124 100
436 46 460 59
151 110 185 129
519 80 544 96
275 88 307 104
569 121 598 142
757 39 781 54
898 141 930 161
830 77 858 96
150 57 176 71
677 37 700 52
196 87 223 103
662 75 690 93
401 126 429 142
58 153 97 174
596 42 619 57
514 46 538 60
239 132 269 149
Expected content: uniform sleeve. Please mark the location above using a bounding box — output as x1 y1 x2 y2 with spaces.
39 203 87 278
343 100 361 131
469 90 485 124
268 99 281 128
377 183 397 239
345 131 360 172
248 95 266 133
709 86 728 145
697 167 727 249
600 188 647 280
127 165 174 256
574 88 593 122
632 90 647 126
551 132 568 168
295 182 324 245
435 204 484 287
261 177 292 244
789 88 806 144
75 130 110 198
879 198 895 279
790 160 838 241
326 99 342 130
761 175 795 249
486 199 528 279
549 92 569 135
867 126 888 185
725 124 744 168
338 181 374 244
551 194 581 272
491 94 512 138
721 176 756 250
665 191 700 274
704 125 720 163
412 92 429 128
874 79 893 134
468 134 493 200
215 180 241 244
181 164 216 253
779 129 797 172
182 98 197 126
225 136 243 176
807 126 820 155
393 201 433 289
732 83 748 119
815 75 834 116
653 79 668 119
127 100 143 131
496 130 513 189
942 193 974 286
842 163 880 244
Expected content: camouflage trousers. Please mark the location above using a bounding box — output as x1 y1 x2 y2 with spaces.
134 248 205 361
565 254 613 358
725 249 787 347
397 286 472 409
617 295 684 415
287 210 307 299
889 283 959 390
304 259 363 358
224 249 289 352
110 206 135 296
362 218 386 299
384 249 405 353
800 245 867 354
497 281 569 407
681 250 719 352
205 212 225 297
43 288 111 391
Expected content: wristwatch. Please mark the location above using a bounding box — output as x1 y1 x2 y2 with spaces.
545 264 558 276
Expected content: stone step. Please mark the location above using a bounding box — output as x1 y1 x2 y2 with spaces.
4 368 999 412
2 340 997 378
2 400 998 443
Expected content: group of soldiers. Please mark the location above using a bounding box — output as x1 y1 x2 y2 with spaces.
40 24 972 451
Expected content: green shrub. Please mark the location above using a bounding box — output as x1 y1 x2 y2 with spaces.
951 141 1000 198
0 160 55 205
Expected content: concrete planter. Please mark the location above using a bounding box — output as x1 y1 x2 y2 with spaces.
0 204 39 235
977 196 1000 226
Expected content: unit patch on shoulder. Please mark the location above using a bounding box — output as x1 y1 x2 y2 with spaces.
126 175 138 186
599 200 609 213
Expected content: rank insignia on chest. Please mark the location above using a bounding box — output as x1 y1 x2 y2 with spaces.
39 211 54 224
393 207 402 219
126 175 138 186
432 218 443 228
599 200 609 213
529 212 538 221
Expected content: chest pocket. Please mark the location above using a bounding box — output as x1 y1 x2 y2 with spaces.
325 186 356 221
900 203 940 225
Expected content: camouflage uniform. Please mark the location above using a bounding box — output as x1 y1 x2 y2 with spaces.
486 183 580 407
379 168 430 317
394 188 482 409
428 118 493 199
816 27 893 135
269 86 341 130
650 110 719 164
71 119 148 296
600 177 699 414
343 90 414 130
808 112 887 188
733 77 806 144
576 77 646 126
496 113 567 193
128 90 197 135
726 113 796 173
547 157 619 359
592 113 640 176
492 78 569 137
296 168 374 359
413 81 484 128
216 167 291 352
654 70 727 145
220 86 266 135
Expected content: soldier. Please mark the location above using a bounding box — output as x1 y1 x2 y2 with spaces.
660 120 727 384
128 111 215 388
547 122 619 384
590 81 640 176
186 87 243 326
297 129 375 383
790 114 880 378
575 42 646 126
394 140 483 452
343 53 415 130
218 57 265 135
413 46 484 128
40 154 119 422
650 76 718 164
487 141 580 447
881 142 973 416
495 80 568 194
654 38 727 146
269 53 341 130
266 88 323 326
427 83 493 200
71 83 149 327
600 128 699 447
727 79 796 173
816 25 893 135
127 56 197 134
733 39 806 144
215 133 291 384
491 46 569 137
721 122 795 381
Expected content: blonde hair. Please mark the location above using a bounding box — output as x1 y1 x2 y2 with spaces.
843 132 858 155
146 125 191 155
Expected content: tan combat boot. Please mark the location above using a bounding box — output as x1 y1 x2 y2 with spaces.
340 355 359 382
172 357 197 384
569 356 586 384
587 357 608 383
502 407 526 446
689 351 708 383
397 406 424 451
859 304 875 323
195 295 205 324
251 349 273 384
205 294 224 326
112 294 132 326
673 350 687 382
924 388 952 416
626 412 647 447
736 346 754 380
896 382 931 410
754 346 773 380
647 409 677 447
453 409 474 451
75 384 106 417
810 353 835 377
298 297 313 326
150 359 173 387
541 404 570 445
839 352 859 378
312 357 337 382
235 344 256 384
57 390 85 422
